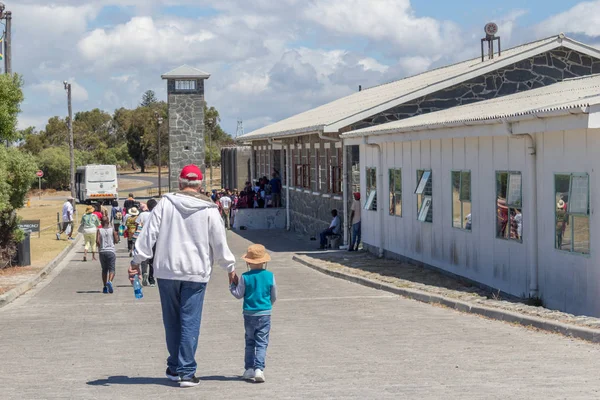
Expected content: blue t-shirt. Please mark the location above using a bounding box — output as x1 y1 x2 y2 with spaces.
269 178 281 194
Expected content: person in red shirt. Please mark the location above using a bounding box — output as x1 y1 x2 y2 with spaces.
93 203 103 221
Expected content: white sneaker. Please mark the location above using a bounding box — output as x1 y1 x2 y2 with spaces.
242 368 255 380
254 369 265 383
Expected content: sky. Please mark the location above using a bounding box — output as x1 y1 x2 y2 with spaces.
8 0 600 136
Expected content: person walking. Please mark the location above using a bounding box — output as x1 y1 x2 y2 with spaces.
219 192 232 229
349 192 361 252
96 216 118 294
125 207 140 257
111 200 122 244
56 196 75 241
80 206 101 262
230 244 277 383
128 165 237 388
124 193 136 213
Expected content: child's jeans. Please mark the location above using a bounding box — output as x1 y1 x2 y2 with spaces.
244 314 271 370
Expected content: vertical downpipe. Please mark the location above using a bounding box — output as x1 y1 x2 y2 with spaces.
365 137 384 258
342 141 349 246
286 144 291 231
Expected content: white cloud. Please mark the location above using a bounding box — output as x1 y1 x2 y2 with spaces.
536 1 600 37
29 80 89 103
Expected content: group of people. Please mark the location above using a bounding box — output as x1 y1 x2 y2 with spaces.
237 173 282 209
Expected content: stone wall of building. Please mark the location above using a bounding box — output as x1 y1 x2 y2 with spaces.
288 189 343 236
167 79 206 191
353 48 600 130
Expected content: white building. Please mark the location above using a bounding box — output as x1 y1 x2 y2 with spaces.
342 75 600 316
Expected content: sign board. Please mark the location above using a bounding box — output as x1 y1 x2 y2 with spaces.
18 219 41 237
36 170 44 178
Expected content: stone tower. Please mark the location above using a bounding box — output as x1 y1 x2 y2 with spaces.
161 65 211 191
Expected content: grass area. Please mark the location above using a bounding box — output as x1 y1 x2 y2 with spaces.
16 199 86 267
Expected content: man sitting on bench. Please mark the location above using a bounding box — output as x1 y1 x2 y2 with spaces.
319 209 341 250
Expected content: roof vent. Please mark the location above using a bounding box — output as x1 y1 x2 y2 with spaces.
481 22 501 62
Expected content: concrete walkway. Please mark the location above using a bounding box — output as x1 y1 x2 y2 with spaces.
1 230 600 399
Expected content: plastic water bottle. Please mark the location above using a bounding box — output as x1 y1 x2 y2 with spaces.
133 274 143 299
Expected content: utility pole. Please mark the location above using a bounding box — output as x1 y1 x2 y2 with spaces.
0 3 11 74
64 82 75 211
155 111 163 196
209 122 213 190
236 120 244 138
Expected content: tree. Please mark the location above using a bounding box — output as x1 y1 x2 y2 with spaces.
204 105 234 166
140 90 158 107
37 147 91 189
0 74 25 142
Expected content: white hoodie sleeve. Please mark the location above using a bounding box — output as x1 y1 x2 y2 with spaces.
132 201 163 265
208 208 236 272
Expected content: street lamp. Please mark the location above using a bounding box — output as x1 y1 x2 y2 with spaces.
154 111 164 197
207 116 215 190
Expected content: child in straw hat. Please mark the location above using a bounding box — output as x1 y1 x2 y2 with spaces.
230 244 277 383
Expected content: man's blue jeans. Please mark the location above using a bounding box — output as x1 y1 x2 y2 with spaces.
244 315 271 370
157 279 207 379
351 221 361 249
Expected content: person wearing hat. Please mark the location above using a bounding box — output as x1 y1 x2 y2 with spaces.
349 192 362 252
128 164 237 388
57 196 76 241
79 205 101 262
230 244 277 383
125 207 140 257
556 197 569 249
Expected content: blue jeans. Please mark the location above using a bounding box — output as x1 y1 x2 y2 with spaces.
157 279 207 379
351 222 361 249
244 315 271 370
320 228 334 247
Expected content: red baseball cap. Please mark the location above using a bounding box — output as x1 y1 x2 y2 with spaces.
180 164 203 181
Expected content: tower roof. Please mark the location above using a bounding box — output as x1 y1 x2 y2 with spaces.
161 65 211 80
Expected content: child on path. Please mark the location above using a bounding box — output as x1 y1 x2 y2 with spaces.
230 244 277 383
96 216 118 294
126 207 140 257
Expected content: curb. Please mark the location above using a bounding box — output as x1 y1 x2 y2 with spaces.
292 255 600 344
0 235 82 308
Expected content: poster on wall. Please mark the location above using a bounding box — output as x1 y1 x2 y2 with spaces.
507 173 522 207
568 175 589 214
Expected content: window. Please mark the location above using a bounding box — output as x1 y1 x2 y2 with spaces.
496 171 522 242
294 164 310 188
555 173 590 254
415 170 432 222
452 171 472 230
389 169 402 216
175 80 196 90
329 166 342 194
365 167 377 211
319 149 328 192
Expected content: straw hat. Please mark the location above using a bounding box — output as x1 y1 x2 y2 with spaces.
85 205 95 213
129 207 140 216
557 199 566 209
242 244 271 264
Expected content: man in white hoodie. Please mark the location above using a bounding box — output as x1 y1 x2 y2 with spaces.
129 164 237 388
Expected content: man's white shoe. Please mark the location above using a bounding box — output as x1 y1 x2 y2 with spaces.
254 369 265 383
242 369 255 380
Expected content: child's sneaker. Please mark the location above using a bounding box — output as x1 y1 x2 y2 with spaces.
179 376 201 388
254 369 265 383
102 286 108 294
106 281 114 294
242 369 255 380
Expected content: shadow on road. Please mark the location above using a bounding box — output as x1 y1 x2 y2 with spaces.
199 375 242 382
87 376 174 387
75 291 102 294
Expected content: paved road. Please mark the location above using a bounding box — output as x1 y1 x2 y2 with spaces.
2 231 600 399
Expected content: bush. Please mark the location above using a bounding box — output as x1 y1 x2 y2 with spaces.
0 146 37 268
38 146 95 190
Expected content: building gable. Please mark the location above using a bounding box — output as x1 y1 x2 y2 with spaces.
351 48 599 130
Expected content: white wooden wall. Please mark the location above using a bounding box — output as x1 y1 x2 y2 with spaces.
361 135 531 301
360 127 600 315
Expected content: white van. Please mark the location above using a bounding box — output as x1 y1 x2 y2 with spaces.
75 165 119 205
